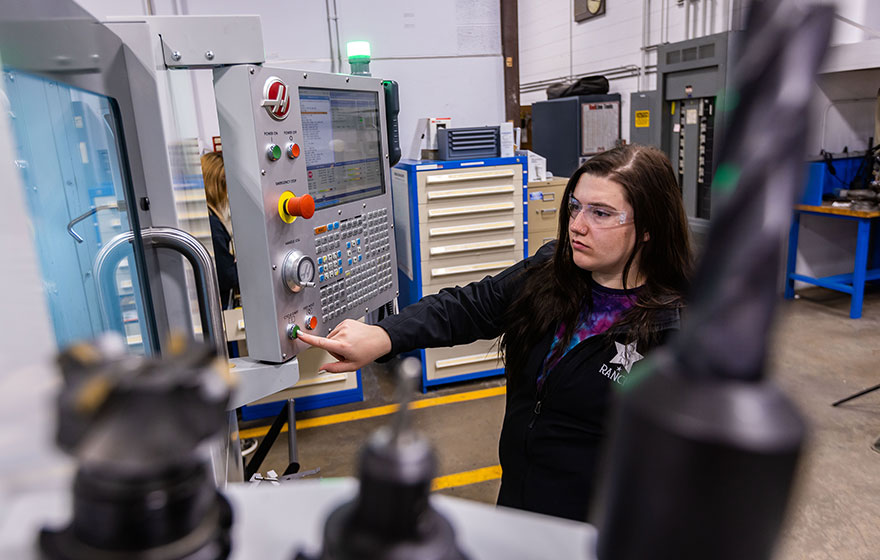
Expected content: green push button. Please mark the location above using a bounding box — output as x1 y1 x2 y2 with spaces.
267 144 282 161
287 324 300 340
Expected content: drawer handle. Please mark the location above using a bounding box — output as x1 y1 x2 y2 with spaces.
429 220 516 237
431 260 515 278
435 351 503 369
294 372 348 388
430 238 516 256
543 193 555 202
538 208 558 215
427 185 515 200
426 169 515 184
428 202 515 218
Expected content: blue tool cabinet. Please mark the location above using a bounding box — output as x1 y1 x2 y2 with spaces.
391 157 528 390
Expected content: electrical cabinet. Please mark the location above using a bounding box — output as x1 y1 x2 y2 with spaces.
393 157 527 390
630 32 736 241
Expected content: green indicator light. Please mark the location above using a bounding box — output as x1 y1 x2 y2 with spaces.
271 145 281 160
346 40 371 60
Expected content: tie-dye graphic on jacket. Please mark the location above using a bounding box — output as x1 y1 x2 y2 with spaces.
538 281 639 390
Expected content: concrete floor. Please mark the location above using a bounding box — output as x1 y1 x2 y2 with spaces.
246 286 880 559
770 288 880 560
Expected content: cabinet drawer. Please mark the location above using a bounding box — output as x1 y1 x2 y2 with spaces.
528 204 562 232
421 231 520 260
421 245 521 289
424 338 504 382
528 232 559 256
417 165 521 205
422 215 521 241
527 184 566 232
420 197 519 226
527 178 569 195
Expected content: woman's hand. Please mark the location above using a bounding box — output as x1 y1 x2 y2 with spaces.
294 319 393 373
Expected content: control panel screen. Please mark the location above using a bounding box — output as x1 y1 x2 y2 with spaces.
299 88 385 210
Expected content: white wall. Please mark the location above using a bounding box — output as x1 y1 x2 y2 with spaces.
335 0 504 152
519 0 878 141
518 0 730 136
75 0 505 156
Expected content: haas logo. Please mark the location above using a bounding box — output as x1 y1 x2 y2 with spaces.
261 76 290 120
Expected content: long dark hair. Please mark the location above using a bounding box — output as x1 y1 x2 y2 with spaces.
500 145 692 376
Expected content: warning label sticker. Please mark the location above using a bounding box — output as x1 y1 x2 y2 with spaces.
634 110 650 128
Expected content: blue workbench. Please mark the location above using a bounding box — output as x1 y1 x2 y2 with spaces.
785 204 880 318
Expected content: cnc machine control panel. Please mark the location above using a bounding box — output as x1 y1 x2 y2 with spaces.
213 66 398 363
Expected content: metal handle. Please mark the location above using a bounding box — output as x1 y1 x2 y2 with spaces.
94 227 228 360
543 192 555 202
67 203 120 243
539 208 558 215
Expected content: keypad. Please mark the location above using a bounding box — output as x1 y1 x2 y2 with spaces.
314 209 394 322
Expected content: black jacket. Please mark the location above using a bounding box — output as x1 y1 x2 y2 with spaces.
377 242 681 521
209 211 239 310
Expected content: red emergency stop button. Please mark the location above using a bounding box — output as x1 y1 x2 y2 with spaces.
285 193 315 219
286 143 300 159
304 315 318 330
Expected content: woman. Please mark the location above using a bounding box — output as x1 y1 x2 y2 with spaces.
201 151 239 310
297 145 692 521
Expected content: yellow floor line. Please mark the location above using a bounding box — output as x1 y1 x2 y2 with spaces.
432 465 503 491
239 385 506 440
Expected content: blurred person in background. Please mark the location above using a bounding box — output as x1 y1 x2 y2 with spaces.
201 151 239 310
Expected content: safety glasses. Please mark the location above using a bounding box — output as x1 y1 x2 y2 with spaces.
568 196 632 228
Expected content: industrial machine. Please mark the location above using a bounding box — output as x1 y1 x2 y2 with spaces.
630 32 736 233
213 66 399 364
0 2 401 481
532 93 621 177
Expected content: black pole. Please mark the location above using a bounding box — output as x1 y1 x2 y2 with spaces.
832 383 880 407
